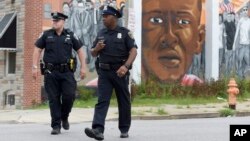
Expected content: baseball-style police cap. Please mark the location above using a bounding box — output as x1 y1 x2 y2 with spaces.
102 5 122 18
51 12 68 20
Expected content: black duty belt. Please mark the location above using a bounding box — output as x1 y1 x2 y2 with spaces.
99 63 122 71
45 63 70 73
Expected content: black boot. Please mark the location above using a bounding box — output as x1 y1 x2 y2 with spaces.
120 132 129 138
84 128 104 140
51 128 61 135
62 119 69 130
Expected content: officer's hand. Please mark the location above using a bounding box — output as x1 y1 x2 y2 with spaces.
116 65 128 77
80 68 86 80
95 40 105 52
32 68 39 79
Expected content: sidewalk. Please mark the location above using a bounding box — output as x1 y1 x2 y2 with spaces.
0 100 250 124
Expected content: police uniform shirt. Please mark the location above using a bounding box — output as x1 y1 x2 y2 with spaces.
35 29 83 64
92 26 137 64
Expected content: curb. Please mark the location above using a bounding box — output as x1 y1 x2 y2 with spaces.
235 111 250 117
132 113 220 120
131 111 250 120
1 111 250 124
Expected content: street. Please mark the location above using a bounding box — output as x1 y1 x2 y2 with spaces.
0 116 249 141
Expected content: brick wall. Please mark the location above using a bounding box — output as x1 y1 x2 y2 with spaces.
0 0 25 109
0 0 76 109
43 0 66 29
23 0 43 107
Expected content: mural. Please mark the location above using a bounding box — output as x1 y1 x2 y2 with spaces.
61 0 126 83
141 0 206 86
218 0 250 79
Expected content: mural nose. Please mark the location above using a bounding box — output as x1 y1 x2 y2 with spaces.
160 40 169 48
159 19 179 49
160 31 178 49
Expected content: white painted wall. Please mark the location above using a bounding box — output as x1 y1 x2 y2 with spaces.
130 0 142 84
205 0 219 81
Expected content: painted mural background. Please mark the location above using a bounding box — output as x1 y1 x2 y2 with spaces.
218 0 250 79
61 0 126 85
141 0 206 86
50 0 249 86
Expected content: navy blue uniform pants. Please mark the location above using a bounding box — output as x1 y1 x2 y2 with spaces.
44 71 76 129
92 69 131 133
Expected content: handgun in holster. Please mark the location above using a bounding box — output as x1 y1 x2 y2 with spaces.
95 57 100 74
69 57 77 72
40 60 45 75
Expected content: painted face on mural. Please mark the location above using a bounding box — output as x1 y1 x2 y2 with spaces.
226 12 235 22
72 0 78 7
63 3 70 16
241 7 248 17
219 14 223 24
142 0 205 82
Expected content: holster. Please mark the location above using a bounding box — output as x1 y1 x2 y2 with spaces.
40 60 45 75
95 57 100 74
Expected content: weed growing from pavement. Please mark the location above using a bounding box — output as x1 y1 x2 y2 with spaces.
131 110 145 115
156 108 168 115
219 108 236 117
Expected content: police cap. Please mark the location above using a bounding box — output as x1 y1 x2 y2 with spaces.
102 5 122 18
51 12 68 20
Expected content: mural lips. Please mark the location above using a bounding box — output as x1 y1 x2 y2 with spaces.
158 50 180 68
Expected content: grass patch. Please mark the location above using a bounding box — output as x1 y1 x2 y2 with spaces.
29 101 49 109
73 98 98 108
176 106 184 109
219 108 236 117
31 95 250 109
74 98 119 108
30 79 250 109
31 96 227 109
131 110 145 115
156 108 168 115
144 108 153 113
131 96 221 107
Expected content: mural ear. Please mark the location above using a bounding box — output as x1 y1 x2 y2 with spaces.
195 24 205 54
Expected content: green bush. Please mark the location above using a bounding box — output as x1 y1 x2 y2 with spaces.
219 108 236 117
77 86 96 100
132 79 250 99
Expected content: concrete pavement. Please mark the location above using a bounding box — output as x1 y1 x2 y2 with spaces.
0 100 250 124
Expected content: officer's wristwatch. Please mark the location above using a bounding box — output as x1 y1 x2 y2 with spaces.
32 65 38 69
124 64 130 69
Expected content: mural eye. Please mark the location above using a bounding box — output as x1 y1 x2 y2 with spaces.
150 17 163 24
178 19 190 25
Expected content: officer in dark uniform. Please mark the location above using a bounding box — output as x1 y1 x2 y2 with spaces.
84 5 137 140
32 12 86 135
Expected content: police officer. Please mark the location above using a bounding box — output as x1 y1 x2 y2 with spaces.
84 5 137 140
32 12 86 135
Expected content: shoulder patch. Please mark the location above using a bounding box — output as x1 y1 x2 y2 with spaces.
128 31 134 39
73 33 79 40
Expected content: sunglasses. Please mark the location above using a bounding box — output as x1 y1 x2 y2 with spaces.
243 9 248 11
